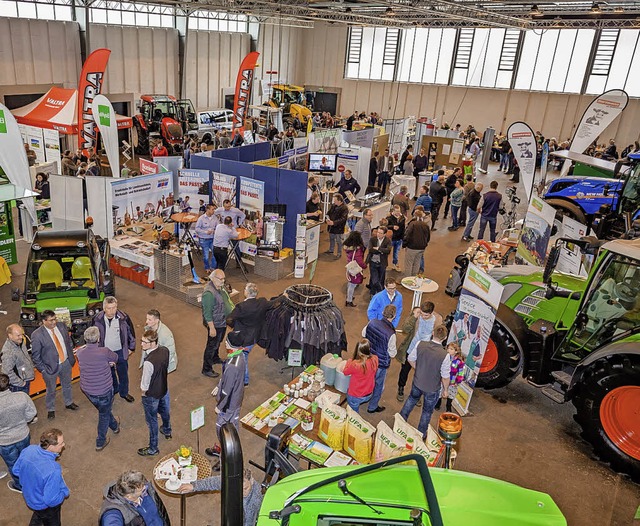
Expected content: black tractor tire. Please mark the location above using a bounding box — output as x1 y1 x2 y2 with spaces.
132 120 149 155
477 321 523 389
572 357 640 482
545 198 587 225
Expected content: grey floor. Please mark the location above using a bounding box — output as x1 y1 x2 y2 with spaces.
0 164 638 526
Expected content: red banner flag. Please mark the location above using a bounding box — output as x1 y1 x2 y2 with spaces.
78 48 111 153
232 51 259 138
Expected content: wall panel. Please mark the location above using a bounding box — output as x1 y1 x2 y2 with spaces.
0 18 80 89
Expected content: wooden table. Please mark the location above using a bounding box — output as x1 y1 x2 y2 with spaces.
241 373 348 468
225 227 252 280
401 276 439 308
171 212 200 250
153 451 212 526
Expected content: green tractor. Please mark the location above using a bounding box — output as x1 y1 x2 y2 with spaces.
479 236 640 480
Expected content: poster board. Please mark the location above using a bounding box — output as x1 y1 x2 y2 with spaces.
178 169 209 213
43 128 61 169
557 216 590 277
85 175 115 239
111 172 174 229
0 202 17 264
139 159 159 175
420 135 462 168
238 177 265 265
447 264 504 415
211 173 236 209
517 196 556 266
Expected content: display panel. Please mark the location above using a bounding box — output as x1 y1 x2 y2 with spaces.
308 153 337 173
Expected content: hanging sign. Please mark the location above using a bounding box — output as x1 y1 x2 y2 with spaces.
78 48 111 154
447 264 504 415
507 121 537 202
341 128 375 149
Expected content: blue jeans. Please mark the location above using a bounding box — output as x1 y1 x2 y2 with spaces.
478 215 497 242
369 263 385 295
391 239 402 265
9 381 30 394
451 205 460 228
0 434 30 490
243 345 253 385
199 237 216 271
400 385 440 438
110 349 130 398
499 152 509 171
367 367 388 411
463 209 479 239
84 389 118 448
347 393 372 413
141 395 171 454
328 233 344 256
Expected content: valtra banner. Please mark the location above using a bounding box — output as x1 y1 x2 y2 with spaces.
78 48 111 153
232 51 259 138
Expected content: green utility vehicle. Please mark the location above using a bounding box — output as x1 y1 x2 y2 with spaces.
480 237 640 480
13 230 114 345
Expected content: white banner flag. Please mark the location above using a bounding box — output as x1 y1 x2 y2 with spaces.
570 89 628 156
92 95 120 178
0 104 36 221
507 121 537 202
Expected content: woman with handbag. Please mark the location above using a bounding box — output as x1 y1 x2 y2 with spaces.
343 231 366 308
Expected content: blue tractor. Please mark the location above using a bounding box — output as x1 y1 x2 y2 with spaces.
544 153 640 239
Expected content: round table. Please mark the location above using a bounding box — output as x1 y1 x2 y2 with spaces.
171 212 201 249
153 451 212 526
401 276 439 308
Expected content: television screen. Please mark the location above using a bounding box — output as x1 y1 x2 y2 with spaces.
308 153 336 172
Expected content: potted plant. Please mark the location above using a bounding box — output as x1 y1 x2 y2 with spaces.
177 445 193 466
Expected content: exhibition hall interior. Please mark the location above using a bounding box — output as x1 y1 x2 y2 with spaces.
0 0 639 524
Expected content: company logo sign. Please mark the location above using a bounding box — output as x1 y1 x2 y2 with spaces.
0 110 6 134
233 68 254 133
157 179 169 188
98 105 110 127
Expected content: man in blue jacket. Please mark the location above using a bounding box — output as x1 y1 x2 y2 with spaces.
367 277 403 328
13 428 69 525
92 297 137 403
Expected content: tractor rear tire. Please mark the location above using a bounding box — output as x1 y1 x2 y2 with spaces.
132 120 149 156
545 198 587 225
572 357 640 482
476 321 523 389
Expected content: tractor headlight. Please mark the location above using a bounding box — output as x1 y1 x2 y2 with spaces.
28 313 35 321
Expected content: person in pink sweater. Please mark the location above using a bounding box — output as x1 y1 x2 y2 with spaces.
344 231 367 308
343 339 379 413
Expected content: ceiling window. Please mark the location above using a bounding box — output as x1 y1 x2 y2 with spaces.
396 27 456 85
585 29 640 96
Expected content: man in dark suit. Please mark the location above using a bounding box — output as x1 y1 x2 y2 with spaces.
366 226 392 296
227 283 270 386
31 310 78 420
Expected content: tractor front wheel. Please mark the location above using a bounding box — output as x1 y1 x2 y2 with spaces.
476 321 523 389
132 120 149 155
573 357 640 481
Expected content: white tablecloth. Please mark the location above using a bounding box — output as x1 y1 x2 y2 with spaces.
390 175 417 199
110 236 187 283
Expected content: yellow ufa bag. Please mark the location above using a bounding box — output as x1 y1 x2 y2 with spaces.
393 413 437 465
371 420 403 463
344 406 374 464
318 404 346 450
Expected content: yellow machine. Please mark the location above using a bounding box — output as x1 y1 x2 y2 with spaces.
267 84 312 126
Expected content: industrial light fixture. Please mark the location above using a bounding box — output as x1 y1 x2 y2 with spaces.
591 2 602 14
385 6 394 16
530 4 543 17
613 6 624 14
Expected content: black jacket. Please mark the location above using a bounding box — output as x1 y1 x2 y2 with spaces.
365 237 391 268
386 214 406 241
327 203 349 234
227 297 270 347
429 181 447 205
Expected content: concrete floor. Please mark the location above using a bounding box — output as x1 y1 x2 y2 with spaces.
0 164 638 526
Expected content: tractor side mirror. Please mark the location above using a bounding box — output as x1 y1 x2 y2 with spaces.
543 245 561 284
11 288 20 302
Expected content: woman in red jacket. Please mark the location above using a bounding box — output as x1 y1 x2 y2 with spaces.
343 231 367 308
343 339 379 413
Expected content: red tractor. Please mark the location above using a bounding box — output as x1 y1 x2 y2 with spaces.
132 95 198 155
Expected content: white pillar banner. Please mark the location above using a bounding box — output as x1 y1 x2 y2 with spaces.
0 103 36 221
507 121 537 202
570 89 628 155
92 95 120 178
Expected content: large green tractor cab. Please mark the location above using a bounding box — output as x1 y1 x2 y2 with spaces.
13 229 114 346
478 237 640 480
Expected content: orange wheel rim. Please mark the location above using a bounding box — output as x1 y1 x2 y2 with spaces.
600 386 640 461
480 338 498 373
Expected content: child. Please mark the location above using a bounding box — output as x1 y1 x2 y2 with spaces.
205 332 246 465
436 341 465 412
343 339 378 413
